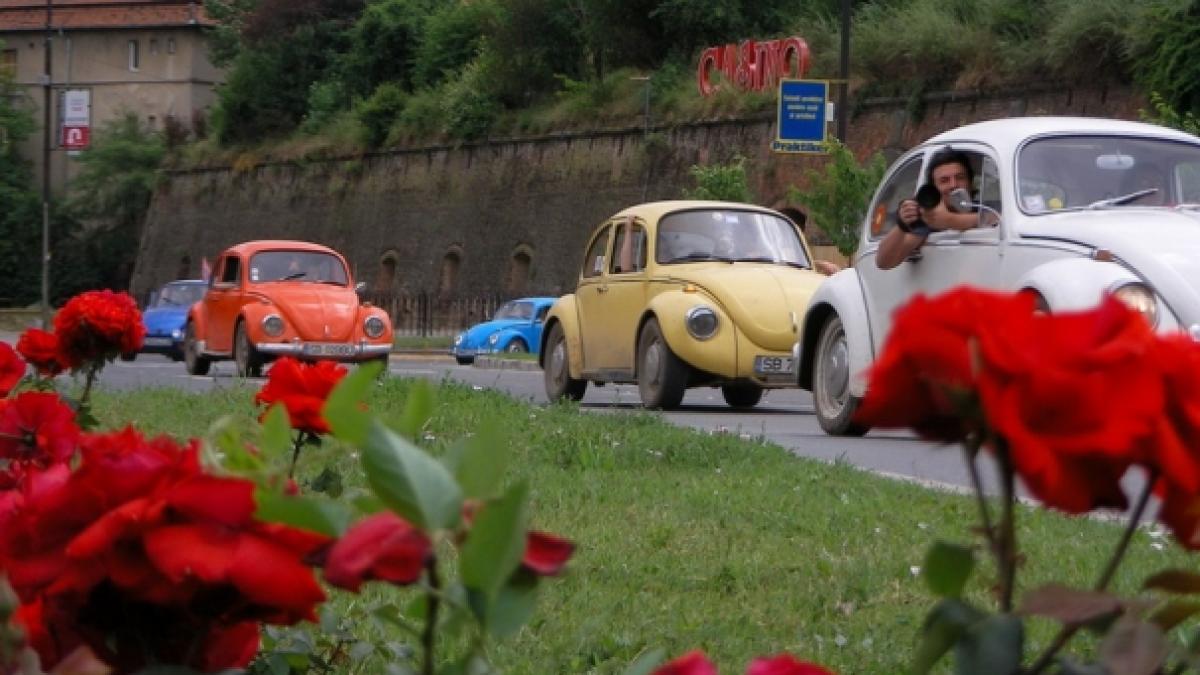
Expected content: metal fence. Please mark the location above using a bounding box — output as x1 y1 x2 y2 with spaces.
361 291 513 337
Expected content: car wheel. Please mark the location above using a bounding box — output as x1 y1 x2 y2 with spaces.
813 315 868 436
233 320 263 378
505 339 528 354
543 322 587 402
119 352 137 362
455 355 475 366
183 322 211 376
637 318 688 410
721 384 763 409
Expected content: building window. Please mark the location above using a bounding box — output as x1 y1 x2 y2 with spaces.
438 249 461 297
507 247 532 295
149 38 158 55
128 40 139 71
166 38 176 54
0 50 16 77
376 250 399 291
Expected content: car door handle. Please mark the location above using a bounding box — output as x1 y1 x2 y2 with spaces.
597 285 609 293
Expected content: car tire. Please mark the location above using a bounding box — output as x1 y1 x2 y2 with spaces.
183 322 211 376
233 320 263 378
455 355 475 366
813 315 868 436
119 352 137 362
505 339 528 354
637 318 688 410
543 322 587 402
721 384 763 409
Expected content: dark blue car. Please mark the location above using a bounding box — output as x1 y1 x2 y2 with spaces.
452 297 556 365
128 280 208 361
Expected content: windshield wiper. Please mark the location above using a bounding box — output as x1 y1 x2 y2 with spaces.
274 272 307 281
731 256 776 264
774 260 811 270
667 253 733 263
1087 188 1159 209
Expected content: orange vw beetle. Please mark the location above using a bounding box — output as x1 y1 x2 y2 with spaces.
184 240 394 377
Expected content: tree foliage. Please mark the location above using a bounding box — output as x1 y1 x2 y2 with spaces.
792 141 888 257
683 156 753 203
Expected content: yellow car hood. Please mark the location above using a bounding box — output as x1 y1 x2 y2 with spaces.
667 264 824 350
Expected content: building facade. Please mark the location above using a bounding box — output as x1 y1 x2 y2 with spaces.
0 0 221 193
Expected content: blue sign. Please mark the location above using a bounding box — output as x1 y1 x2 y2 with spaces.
773 79 828 154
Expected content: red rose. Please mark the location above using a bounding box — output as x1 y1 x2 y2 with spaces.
975 296 1160 513
654 650 718 675
0 341 25 397
16 328 63 377
323 511 431 591
53 290 145 370
855 288 1036 442
746 654 837 675
523 530 575 576
255 357 348 435
0 392 80 474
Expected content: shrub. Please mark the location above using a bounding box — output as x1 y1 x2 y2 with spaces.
355 82 406 147
441 57 501 141
683 155 754 203
791 140 887 257
1129 1 1200 115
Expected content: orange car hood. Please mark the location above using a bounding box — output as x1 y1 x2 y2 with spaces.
260 284 358 341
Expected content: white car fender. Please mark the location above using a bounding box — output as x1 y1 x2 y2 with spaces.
797 268 873 398
1015 257 1139 313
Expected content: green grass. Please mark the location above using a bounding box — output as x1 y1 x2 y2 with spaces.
91 379 1196 674
393 335 454 350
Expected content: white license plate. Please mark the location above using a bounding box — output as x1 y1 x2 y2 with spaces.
143 337 172 347
753 355 794 374
302 343 356 357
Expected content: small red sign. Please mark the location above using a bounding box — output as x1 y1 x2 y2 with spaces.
61 125 89 150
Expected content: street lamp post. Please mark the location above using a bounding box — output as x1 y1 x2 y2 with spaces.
40 0 52 328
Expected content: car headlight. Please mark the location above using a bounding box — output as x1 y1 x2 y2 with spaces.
685 305 719 340
488 333 500 345
262 314 285 337
171 329 183 340
1112 282 1158 327
454 333 464 346
364 315 386 339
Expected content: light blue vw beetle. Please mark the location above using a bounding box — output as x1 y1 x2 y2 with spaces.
452 297 557 365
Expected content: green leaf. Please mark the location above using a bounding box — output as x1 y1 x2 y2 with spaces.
1017 584 1122 625
1144 569 1200 594
1151 600 1200 631
486 571 538 638
460 481 529 598
396 379 434 440
953 613 1023 675
323 360 380 446
912 599 983 674
361 420 462 530
445 422 509 499
254 488 353 537
1099 615 1167 675
622 647 668 675
207 415 264 473
260 402 294 457
923 541 975 598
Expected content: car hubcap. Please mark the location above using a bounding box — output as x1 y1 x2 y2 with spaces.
551 340 566 385
819 328 849 411
645 340 662 387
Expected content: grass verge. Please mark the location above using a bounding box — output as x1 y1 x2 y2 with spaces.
93 378 1192 673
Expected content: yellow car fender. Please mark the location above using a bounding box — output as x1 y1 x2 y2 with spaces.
541 294 585 378
643 290 738 379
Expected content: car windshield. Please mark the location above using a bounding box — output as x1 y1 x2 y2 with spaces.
494 301 534 321
249 251 349 285
1018 135 1200 212
655 209 811 267
153 283 205 307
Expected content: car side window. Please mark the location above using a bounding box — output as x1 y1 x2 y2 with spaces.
534 305 549 322
218 256 240 285
582 225 611 279
610 222 647 274
977 155 1002 224
867 157 923 239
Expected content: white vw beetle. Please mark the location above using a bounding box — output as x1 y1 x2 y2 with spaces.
797 116 1200 435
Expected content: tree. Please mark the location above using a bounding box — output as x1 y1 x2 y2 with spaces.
0 64 43 306
683 155 753 202
791 141 888 257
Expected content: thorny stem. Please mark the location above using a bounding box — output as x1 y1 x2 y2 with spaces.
288 431 306 479
422 555 441 675
1024 470 1159 675
963 432 997 554
995 439 1017 613
79 363 100 409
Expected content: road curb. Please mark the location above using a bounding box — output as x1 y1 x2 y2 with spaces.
472 356 540 371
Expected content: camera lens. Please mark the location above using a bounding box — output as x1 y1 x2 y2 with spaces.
916 184 942 209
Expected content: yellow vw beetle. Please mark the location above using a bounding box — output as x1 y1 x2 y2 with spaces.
540 201 826 409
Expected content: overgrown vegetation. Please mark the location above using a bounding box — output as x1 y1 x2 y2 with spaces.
683 155 753 202
792 141 888 257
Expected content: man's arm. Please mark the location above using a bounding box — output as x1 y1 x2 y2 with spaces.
875 227 926 270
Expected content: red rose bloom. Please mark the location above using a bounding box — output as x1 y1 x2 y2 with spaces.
53 290 145 370
16 328 63 377
323 512 431 591
747 654 837 675
522 530 575 576
0 341 25 397
974 296 1160 513
855 287 1036 442
654 650 718 675
255 357 348 435
0 392 80 478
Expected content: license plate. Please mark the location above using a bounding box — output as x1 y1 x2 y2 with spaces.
302 343 356 357
143 337 172 347
754 355 794 375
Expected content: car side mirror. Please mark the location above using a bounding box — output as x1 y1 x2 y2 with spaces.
947 188 1002 226
354 281 367 295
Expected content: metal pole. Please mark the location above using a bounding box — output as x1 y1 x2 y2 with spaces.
837 0 851 142
40 0 52 328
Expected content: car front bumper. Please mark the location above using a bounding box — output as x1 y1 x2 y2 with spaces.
256 341 392 360
139 335 183 355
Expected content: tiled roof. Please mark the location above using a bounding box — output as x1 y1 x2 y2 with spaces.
0 0 215 31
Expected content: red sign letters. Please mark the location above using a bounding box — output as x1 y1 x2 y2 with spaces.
696 36 811 97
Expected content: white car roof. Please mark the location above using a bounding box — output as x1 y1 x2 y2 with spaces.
925 116 1200 149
